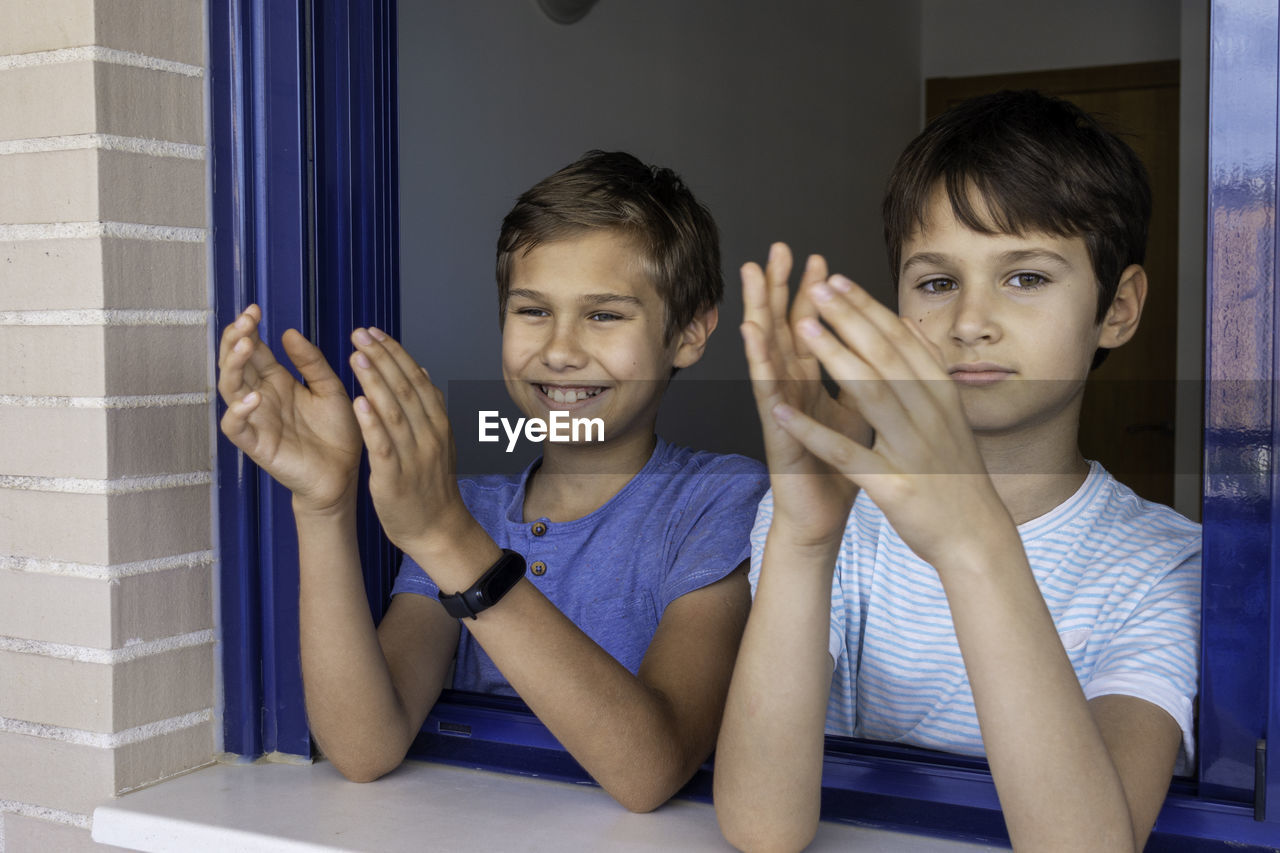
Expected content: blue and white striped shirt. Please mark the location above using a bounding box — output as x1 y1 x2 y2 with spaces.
748 462 1201 771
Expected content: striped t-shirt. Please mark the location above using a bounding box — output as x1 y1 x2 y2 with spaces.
748 461 1201 771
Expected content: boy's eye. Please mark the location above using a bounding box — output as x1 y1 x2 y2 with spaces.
588 312 622 322
1008 272 1048 289
512 306 549 318
918 278 957 294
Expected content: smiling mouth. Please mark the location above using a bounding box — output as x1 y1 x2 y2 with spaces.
536 384 606 404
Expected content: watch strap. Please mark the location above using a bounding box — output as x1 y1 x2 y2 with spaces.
437 549 526 620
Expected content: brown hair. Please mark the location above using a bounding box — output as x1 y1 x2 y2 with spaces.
883 89 1151 323
496 150 722 338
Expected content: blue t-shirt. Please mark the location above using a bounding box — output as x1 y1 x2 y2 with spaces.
392 437 768 695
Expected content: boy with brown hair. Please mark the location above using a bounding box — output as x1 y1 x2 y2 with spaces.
714 92 1199 850
218 150 766 812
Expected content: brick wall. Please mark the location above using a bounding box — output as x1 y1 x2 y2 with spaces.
0 1 217 850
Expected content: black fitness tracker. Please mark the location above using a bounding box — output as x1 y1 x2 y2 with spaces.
437 549 526 620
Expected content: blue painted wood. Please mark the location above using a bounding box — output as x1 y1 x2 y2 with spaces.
1201 0 1279 810
210 0 400 758
209 0 310 758
309 0 402 620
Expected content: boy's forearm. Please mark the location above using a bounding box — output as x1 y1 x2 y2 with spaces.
407 531 741 812
294 503 419 779
937 530 1138 851
714 531 839 852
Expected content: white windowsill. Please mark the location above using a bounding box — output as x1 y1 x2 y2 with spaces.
92 758 1004 852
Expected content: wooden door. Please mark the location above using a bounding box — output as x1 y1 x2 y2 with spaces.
927 62 1185 506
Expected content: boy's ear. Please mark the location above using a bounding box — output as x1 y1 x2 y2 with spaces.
1097 264 1147 350
672 304 719 369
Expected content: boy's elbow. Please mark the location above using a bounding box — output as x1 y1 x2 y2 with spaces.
609 773 682 814
322 743 404 784
715 775 819 853
333 760 392 784
717 812 818 853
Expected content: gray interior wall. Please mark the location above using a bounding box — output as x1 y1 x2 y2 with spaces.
397 1 922 462
920 0 1181 79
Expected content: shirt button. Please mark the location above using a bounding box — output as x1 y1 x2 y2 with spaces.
531 521 548 536
531 561 547 576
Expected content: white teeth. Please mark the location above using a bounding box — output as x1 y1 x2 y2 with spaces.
539 385 602 403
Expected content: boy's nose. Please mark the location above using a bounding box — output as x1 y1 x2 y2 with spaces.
540 321 588 370
948 288 1001 345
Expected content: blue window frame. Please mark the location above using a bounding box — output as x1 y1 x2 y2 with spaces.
209 0 400 757
210 0 1279 847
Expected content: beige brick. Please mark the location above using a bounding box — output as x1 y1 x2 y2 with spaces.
96 0 206 66
0 486 209 565
114 720 215 795
0 237 206 311
113 562 214 645
98 150 205 228
0 490 112 567
0 648 114 731
0 730 114 814
0 149 204 227
3 813 129 853
0 62 97 142
114 643 215 730
103 324 208 396
96 62 204 145
108 404 211 477
0 148 99 223
0 0 95 55
0 641 213 733
106 486 211 564
0 239 106 310
0 405 109 478
0 403 208 479
0 325 105 396
0 569 113 647
101 238 206 309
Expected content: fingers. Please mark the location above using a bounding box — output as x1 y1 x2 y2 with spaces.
796 278 952 441
764 242 794 336
349 326 448 452
216 305 278 402
351 393 398 471
219 389 261 447
739 320 781 410
217 304 261 366
772 401 889 484
807 276 950 382
790 253 829 358
280 329 346 397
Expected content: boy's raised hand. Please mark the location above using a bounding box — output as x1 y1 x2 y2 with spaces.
217 305 362 512
772 274 1010 567
741 243 869 548
347 327 472 558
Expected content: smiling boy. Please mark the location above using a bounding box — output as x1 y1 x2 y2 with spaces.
714 92 1199 851
217 151 766 812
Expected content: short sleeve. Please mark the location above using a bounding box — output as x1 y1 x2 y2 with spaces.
657 455 768 613
1082 547 1201 771
390 552 440 599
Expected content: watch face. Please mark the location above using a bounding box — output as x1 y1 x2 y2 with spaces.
439 550 525 620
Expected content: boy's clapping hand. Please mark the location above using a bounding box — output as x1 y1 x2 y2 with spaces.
217 305 363 514
348 327 475 559
741 243 869 550
770 273 1012 568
